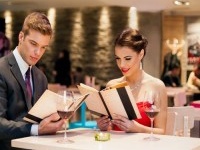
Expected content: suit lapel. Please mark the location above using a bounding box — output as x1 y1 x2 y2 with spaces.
7 53 32 110
31 66 40 104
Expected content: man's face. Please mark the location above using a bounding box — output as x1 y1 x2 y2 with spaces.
173 68 180 77
18 29 51 66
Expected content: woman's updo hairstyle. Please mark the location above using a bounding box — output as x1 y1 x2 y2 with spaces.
114 28 148 56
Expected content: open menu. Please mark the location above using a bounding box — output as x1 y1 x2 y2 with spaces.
23 89 89 124
77 82 141 120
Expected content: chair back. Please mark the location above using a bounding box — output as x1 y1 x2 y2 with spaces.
166 87 187 106
167 106 195 136
166 111 177 135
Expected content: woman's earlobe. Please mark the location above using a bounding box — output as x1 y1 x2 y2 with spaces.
139 49 145 59
140 62 143 69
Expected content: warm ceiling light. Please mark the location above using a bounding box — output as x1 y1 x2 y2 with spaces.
174 0 190 6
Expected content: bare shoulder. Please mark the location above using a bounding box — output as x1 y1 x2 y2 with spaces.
106 77 124 87
143 72 166 90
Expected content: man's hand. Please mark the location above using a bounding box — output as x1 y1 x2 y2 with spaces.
38 113 65 135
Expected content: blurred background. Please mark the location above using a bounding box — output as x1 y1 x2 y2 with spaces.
0 0 199 88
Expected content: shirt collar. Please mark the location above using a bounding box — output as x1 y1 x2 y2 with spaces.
13 47 32 79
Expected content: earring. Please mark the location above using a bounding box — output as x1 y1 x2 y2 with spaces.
140 62 143 70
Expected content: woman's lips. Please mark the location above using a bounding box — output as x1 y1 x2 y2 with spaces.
121 68 129 73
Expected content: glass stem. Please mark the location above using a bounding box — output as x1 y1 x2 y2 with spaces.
150 118 154 138
64 119 68 139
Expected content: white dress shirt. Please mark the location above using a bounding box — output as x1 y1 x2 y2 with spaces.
13 47 38 136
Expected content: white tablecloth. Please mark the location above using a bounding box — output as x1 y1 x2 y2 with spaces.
12 128 200 150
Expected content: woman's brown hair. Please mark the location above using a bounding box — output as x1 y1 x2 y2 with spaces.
114 28 148 56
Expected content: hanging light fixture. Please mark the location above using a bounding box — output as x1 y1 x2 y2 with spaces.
174 0 190 6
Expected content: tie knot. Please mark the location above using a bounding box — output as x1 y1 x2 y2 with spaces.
26 67 31 77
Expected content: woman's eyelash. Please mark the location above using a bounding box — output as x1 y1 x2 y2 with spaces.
125 57 131 60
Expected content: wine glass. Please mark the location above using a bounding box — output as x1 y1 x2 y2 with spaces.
143 91 160 141
57 90 75 144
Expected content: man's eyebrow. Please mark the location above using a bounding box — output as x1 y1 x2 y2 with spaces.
28 39 37 43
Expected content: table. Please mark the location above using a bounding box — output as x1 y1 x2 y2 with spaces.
12 128 200 150
166 87 193 106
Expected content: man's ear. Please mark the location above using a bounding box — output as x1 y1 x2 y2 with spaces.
18 31 24 44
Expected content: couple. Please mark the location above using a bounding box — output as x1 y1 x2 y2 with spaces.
0 12 167 150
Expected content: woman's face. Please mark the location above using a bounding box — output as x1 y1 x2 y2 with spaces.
115 46 143 78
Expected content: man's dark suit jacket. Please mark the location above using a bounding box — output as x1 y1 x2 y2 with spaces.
161 52 181 80
0 53 48 150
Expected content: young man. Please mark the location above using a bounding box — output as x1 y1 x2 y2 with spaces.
0 12 65 150
162 63 181 87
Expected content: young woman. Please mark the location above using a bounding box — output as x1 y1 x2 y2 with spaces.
96 28 167 134
187 63 200 91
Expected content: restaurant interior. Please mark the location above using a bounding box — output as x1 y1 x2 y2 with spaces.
0 0 200 84
1 0 200 149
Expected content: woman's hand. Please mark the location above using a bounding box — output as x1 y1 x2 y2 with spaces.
112 114 137 132
96 116 111 131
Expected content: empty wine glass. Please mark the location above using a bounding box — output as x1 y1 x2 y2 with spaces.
143 91 160 141
57 90 75 143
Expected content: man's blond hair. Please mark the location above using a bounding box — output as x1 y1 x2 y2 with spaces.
22 12 52 37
